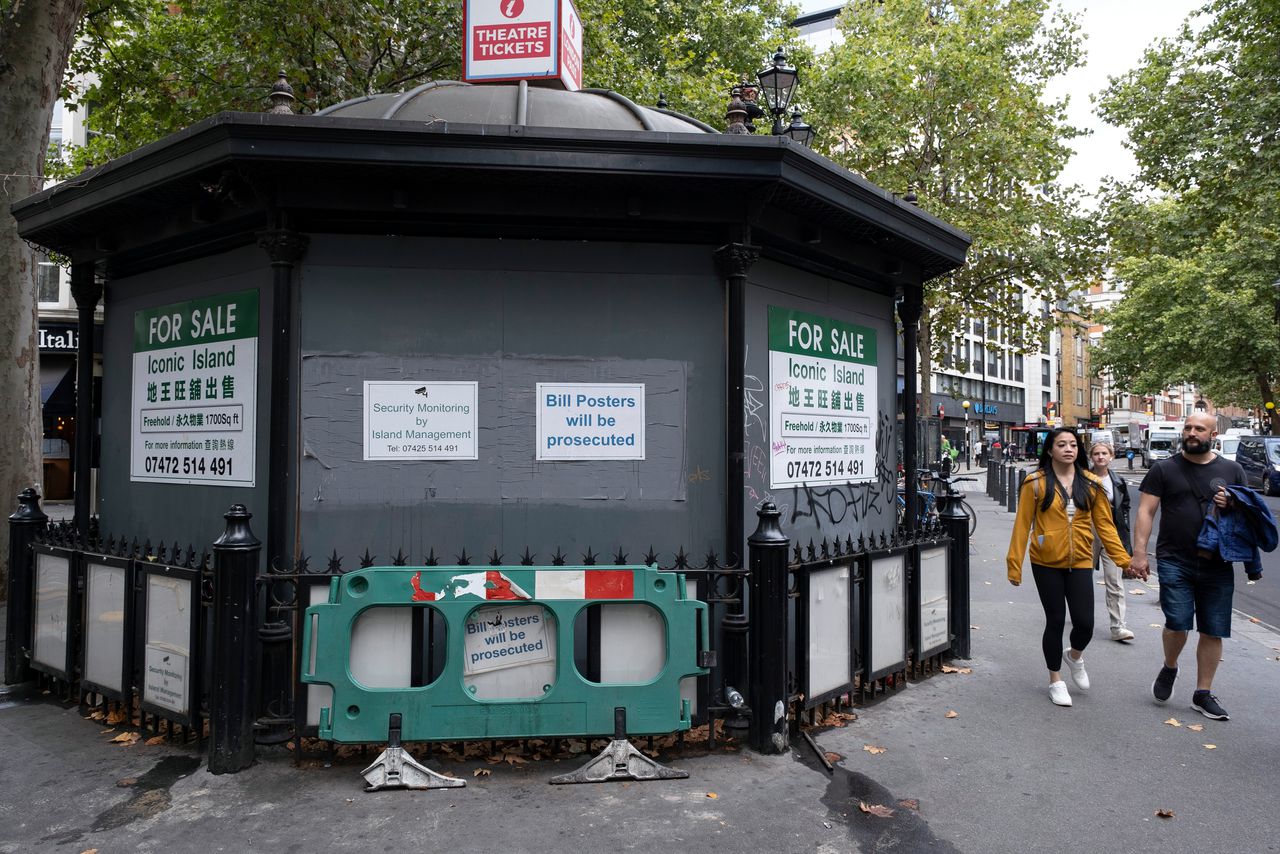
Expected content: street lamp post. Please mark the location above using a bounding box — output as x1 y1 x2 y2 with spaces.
961 400 971 470
725 48 815 147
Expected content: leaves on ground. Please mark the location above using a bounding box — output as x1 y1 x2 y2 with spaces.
970 625 981 630
115 778 136 788
79 849 99 854
945 710 959 719
940 665 972 674
106 709 128 725
1164 718 1181 727
1187 724 1204 732
1128 588 1146 595
706 792 719 799
1203 744 1217 750
898 799 920 811
863 744 887 755
1149 624 1162 628
824 751 843 764
111 732 141 745
473 768 490 777
1155 809 1175 819
145 735 166 746
1249 617 1261 624
859 801 895 817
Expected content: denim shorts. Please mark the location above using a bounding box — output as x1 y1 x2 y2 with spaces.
1156 555 1235 638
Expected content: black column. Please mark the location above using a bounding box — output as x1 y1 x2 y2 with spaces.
937 484 971 658
747 501 789 754
209 504 261 774
255 227 307 742
898 289 924 533
69 263 101 539
5 489 48 684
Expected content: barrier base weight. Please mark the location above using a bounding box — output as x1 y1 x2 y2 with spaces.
361 746 465 791
549 737 688 784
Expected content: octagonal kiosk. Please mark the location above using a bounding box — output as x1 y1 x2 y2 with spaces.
13 81 970 760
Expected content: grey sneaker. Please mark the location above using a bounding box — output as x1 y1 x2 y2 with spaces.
1152 665 1178 704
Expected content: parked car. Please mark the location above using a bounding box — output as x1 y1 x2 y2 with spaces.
1235 435 1280 495
1212 434 1242 462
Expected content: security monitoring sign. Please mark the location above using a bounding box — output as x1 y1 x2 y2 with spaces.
130 290 258 486
768 307 878 487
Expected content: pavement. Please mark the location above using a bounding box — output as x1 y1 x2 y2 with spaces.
3 483 1279 854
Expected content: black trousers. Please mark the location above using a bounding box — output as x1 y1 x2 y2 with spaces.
1031 564 1095 671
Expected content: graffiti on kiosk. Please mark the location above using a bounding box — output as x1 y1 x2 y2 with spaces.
788 412 895 530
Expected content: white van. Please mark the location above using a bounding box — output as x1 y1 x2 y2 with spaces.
1213 428 1248 461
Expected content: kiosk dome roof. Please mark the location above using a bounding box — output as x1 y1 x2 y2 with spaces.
314 81 717 134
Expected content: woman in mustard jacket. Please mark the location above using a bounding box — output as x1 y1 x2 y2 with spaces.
1006 427 1132 707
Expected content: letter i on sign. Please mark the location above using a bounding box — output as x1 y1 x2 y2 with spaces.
501 0 523 17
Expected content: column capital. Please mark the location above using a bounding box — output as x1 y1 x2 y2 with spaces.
69 262 102 308
256 228 309 266
714 243 760 280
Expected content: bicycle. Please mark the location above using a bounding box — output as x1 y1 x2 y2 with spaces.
897 471 978 536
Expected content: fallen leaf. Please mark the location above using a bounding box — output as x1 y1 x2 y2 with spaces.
145 735 166 746
706 792 718 799
945 710 959 719
1249 617 1261 624
984 581 991 585
940 665 972 674
1128 588 1146 595
502 753 527 766
80 850 99 854
106 709 127 725
1155 809 1175 819
824 751 843 764
111 732 141 745
115 778 136 788
1203 744 1217 750
969 625 981 630
898 799 920 811
1164 718 1181 727
99 728 115 735
1187 724 1204 732
863 744 887 755
1149 624 1162 628
473 769 490 777
859 801 895 818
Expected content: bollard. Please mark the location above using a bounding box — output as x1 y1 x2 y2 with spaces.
995 463 1006 506
5 489 48 685
938 483 971 659
1016 469 1027 513
747 502 789 755
986 459 995 498
1007 466 1018 512
209 504 261 774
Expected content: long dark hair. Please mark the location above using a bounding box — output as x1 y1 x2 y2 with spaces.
1037 427 1093 512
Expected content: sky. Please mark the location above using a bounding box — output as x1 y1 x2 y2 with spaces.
796 0 1207 197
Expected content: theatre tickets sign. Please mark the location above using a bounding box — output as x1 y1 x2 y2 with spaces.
130 290 258 487
463 0 583 90
768 307 878 488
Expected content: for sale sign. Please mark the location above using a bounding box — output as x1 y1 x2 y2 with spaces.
463 0 583 90
767 306 878 488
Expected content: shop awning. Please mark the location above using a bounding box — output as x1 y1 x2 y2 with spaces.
40 361 76 416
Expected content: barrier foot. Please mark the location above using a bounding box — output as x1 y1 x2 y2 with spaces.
549 708 689 785
361 714 465 792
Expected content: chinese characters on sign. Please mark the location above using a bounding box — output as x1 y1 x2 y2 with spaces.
130 290 258 486
767 307 878 487
363 381 479 460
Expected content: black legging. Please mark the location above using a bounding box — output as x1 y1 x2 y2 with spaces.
1031 564 1094 671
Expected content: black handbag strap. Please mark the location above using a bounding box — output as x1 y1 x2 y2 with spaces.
1170 455 1210 524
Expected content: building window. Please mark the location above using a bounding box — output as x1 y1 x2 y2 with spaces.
1042 390 1051 411
37 253 61 305
1075 389 1084 406
1014 354 1024 382
1075 349 1084 377
1041 359 1050 386
988 346 998 374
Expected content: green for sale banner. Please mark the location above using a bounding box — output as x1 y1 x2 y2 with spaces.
130 290 259 486
767 306 878 487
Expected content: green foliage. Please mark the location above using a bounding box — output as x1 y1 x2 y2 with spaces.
54 0 801 176
1095 0 1280 415
804 0 1099 363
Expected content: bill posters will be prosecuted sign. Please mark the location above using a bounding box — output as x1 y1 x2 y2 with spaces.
130 290 258 486
768 306 878 488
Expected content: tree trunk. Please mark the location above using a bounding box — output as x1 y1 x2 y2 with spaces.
917 312 933 417
1256 374 1280 435
0 0 87 595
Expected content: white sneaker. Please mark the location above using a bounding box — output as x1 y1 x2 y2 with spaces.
1049 680 1072 706
1063 647 1090 690
1111 627 1135 642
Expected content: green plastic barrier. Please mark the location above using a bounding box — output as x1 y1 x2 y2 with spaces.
302 565 708 743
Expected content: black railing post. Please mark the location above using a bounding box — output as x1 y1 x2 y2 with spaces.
5 489 48 685
938 480 971 658
1007 466 1019 512
747 502 789 754
209 504 261 774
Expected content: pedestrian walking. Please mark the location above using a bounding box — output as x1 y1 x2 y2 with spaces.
1129 413 1248 721
1089 441 1136 642
1006 427 1132 707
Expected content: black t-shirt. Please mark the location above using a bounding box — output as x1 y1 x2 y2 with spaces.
1139 454 1246 560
